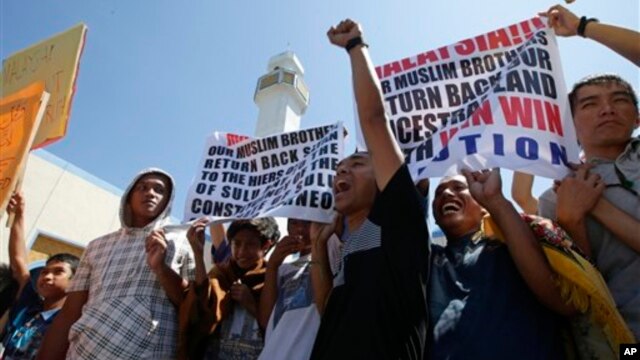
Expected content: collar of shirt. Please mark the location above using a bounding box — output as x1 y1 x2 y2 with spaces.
589 137 640 193
40 308 60 321
588 137 640 165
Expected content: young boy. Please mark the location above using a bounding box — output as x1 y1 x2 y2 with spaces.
257 218 341 360
179 217 280 360
1 192 79 360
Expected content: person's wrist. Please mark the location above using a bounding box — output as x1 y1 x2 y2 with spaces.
482 196 510 213
589 198 606 216
577 16 599 37
557 211 585 227
345 36 368 53
189 241 204 253
151 261 168 275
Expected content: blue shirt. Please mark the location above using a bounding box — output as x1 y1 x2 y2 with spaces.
1 282 59 360
429 234 565 360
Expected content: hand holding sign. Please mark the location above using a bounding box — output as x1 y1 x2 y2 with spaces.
186 217 209 256
310 213 342 250
539 5 581 37
145 229 168 274
6 191 25 218
269 236 306 269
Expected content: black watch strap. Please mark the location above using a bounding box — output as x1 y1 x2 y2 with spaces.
577 16 599 37
345 36 368 53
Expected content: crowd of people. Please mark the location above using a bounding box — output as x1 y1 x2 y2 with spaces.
0 4 638 359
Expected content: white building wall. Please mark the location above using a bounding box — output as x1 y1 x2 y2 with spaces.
0 150 122 264
0 150 214 270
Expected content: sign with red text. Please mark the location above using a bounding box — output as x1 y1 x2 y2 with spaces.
2 23 87 148
184 123 343 224
367 17 579 179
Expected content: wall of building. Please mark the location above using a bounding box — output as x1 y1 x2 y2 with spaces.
0 150 122 265
0 150 216 271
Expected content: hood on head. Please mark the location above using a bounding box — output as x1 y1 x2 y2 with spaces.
120 168 175 229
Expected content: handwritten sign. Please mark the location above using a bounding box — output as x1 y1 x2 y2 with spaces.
184 123 343 223
0 82 49 212
2 23 87 148
361 17 580 179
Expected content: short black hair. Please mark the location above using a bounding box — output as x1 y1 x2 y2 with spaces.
569 73 638 115
348 150 370 159
227 217 280 245
47 253 80 275
337 151 371 168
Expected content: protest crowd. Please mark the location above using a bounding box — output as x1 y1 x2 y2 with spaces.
1 3 639 360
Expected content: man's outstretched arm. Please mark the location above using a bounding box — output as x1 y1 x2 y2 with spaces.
541 4 640 66
328 19 404 190
465 169 576 316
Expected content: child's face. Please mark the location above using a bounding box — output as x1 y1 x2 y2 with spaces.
287 218 311 245
231 229 266 270
37 260 73 300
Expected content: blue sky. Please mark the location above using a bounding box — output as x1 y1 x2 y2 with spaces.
2 0 638 223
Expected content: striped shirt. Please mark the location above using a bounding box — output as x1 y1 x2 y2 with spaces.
311 165 430 360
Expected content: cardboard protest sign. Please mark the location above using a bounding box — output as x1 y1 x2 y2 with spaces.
184 123 343 223
366 17 579 179
2 23 87 148
0 82 49 213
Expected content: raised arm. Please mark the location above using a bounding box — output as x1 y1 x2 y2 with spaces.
209 222 230 264
309 216 341 315
463 168 575 316
36 290 88 360
187 218 211 286
7 192 30 294
258 235 303 328
541 4 640 66
328 19 404 190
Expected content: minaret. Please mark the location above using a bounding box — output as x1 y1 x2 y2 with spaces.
254 51 309 137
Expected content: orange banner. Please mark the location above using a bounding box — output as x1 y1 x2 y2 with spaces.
2 23 86 148
0 82 49 213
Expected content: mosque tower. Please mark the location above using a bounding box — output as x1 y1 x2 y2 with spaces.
253 51 309 137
